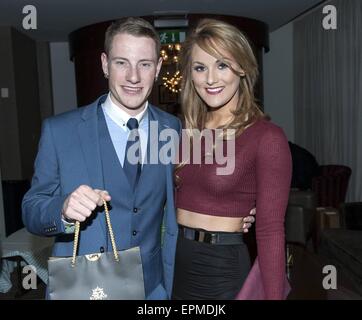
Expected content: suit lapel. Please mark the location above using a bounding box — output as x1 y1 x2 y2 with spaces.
77 95 108 241
77 97 106 190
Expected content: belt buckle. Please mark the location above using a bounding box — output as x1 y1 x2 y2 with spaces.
210 233 218 244
204 232 217 244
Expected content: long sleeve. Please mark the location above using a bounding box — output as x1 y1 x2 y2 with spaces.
255 125 292 299
22 119 67 236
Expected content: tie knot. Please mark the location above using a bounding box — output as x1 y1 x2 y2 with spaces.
127 118 139 130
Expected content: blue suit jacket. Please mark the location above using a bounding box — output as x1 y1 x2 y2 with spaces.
22 95 181 299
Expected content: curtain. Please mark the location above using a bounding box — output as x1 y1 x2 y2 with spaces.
294 0 362 202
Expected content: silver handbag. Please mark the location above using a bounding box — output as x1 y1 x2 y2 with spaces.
48 200 145 300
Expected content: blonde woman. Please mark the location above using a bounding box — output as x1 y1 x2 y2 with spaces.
173 19 292 300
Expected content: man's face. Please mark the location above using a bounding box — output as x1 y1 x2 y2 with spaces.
101 33 162 115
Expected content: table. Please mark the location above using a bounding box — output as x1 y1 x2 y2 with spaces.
0 228 53 293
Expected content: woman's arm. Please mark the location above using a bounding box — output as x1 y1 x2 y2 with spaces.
255 125 292 299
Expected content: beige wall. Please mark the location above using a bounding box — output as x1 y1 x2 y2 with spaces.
50 42 77 115
263 22 294 142
37 41 54 120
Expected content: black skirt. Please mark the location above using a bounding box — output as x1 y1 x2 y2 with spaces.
172 226 251 300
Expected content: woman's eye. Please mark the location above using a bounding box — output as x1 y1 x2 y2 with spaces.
115 60 125 65
193 65 205 72
141 63 151 68
218 62 229 70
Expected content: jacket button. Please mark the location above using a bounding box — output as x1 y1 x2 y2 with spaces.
133 207 138 213
100 246 105 253
132 230 138 236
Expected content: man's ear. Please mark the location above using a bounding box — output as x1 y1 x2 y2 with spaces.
155 57 163 80
101 52 109 77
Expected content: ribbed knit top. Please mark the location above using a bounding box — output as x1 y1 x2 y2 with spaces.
175 119 292 299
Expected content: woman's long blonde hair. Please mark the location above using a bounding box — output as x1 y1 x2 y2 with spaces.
175 19 265 181
180 18 264 136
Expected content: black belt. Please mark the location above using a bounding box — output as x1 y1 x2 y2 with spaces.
178 225 244 245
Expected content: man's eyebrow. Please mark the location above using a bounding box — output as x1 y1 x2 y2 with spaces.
111 57 155 63
138 59 155 63
111 56 128 61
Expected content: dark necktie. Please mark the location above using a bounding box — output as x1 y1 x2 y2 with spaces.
123 118 142 190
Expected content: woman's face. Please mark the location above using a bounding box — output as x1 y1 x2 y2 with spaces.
191 44 244 111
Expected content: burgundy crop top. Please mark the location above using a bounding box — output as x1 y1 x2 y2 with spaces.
175 119 292 299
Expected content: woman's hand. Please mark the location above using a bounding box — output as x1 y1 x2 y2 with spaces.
242 208 256 233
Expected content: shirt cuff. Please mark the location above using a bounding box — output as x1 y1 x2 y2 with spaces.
62 218 76 234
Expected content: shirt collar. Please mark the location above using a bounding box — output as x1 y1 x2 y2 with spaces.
102 92 148 129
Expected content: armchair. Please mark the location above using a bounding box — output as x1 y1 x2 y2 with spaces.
319 202 362 296
285 190 317 247
311 165 352 209
284 190 317 277
339 202 362 230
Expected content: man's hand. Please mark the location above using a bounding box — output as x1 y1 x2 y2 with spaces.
62 185 111 222
242 208 256 233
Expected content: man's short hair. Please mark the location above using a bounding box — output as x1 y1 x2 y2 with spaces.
104 17 161 58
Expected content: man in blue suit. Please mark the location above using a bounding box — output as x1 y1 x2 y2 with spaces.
22 17 181 300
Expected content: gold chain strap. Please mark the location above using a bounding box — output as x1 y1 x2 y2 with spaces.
71 199 119 267
71 221 80 266
103 199 120 261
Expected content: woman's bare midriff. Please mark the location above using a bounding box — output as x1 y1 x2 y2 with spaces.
177 208 246 232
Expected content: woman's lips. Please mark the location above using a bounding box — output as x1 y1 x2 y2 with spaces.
205 87 224 95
